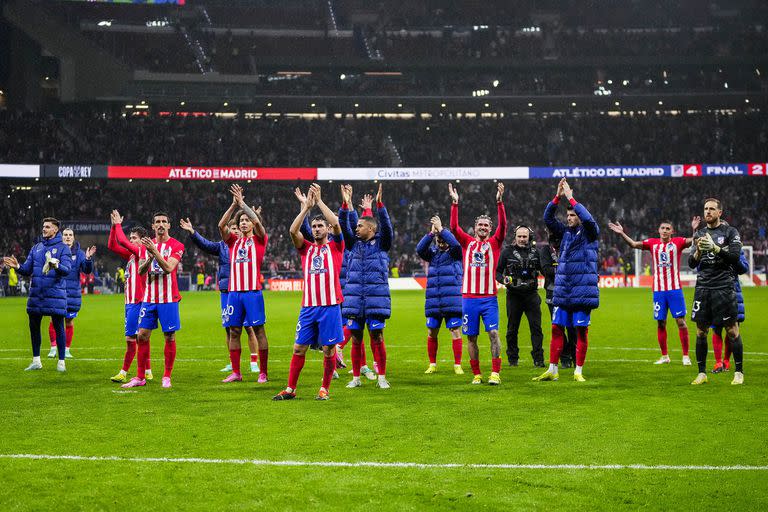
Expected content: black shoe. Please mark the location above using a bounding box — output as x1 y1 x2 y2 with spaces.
272 390 296 401
508 360 519 367
533 360 546 368
560 358 574 369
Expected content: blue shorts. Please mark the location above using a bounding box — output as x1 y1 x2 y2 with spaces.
124 303 141 337
552 306 591 328
346 317 386 331
220 292 229 327
295 305 344 346
224 290 266 328
139 302 181 332
653 289 687 320
66 310 78 320
462 297 499 336
427 315 463 330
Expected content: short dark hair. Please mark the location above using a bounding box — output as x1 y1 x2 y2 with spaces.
42 217 60 228
130 226 148 238
152 211 170 222
311 215 328 226
360 215 378 231
704 197 722 210
659 220 674 229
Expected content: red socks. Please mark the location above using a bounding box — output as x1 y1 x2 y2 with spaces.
679 327 690 356
321 354 335 390
351 341 362 376
491 357 501 373
340 326 352 348
549 325 565 364
712 331 723 364
452 338 463 365
122 338 137 372
163 340 176 378
657 326 668 356
65 325 74 348
137 341 150 379
372 339 387 375
360 341 368 367
229 348 242 375
48 322 56 347
287 353 306 390
427 336 438 364
250 353 258 364
258 348 268 375
576 327 588 367
470 359 481 376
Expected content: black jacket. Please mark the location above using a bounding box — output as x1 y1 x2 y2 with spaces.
496 244 541 295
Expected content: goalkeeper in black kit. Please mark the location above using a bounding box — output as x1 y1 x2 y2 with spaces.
688 198 745 386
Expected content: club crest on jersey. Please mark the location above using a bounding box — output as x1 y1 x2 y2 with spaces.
481 242 490 251
71 255 77 261
245 238 254 247
52 248 57 254
717 236 725 244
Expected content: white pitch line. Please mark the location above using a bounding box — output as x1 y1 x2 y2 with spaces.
0 453 766 471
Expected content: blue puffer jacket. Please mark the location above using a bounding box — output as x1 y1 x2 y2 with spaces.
189 231 230 291
16 232 73 316
544 200 600 310
416 228 463 318
340 204 392 319
62 242 93 313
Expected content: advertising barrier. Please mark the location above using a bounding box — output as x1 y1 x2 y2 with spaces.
1 164 765 181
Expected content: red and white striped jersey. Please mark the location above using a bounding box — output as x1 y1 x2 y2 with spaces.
642 237 686 292
139 237 185 303
460 239 503 296
298 237 344 307
124 256 145 305
226 233 268 292
450 202 507 297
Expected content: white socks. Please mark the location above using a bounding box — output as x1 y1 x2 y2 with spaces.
32 356 41 364
548 363 558 374
574 365 583 376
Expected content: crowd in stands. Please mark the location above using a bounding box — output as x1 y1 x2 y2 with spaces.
1 110 766 169
1 177 766 285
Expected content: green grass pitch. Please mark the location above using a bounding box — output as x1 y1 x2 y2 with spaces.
1 288 766 511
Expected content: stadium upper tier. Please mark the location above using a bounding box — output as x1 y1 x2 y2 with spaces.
1 111 765 168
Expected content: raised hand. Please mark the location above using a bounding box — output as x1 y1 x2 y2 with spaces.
306 187 318 208
294 187 308 208
85 246 97 259
556 178 566 197
448 183 459 204
230 184 245 205
496 182 505 202
561 179 573 199
607 222 624 234
376 183 383 204
110 209 123 225
691 215 701 232
340 184 352 205
179 217 195 234
309 183 322 203
360 193 373 211
431 215 443 232
3 256 19 269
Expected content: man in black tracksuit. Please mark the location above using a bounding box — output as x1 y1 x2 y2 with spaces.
540 230 576 367
496 226 544 367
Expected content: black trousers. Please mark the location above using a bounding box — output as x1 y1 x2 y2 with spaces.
546 303 577 363
505 291 544 363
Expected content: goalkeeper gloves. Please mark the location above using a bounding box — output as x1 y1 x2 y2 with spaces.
698 233 721 254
